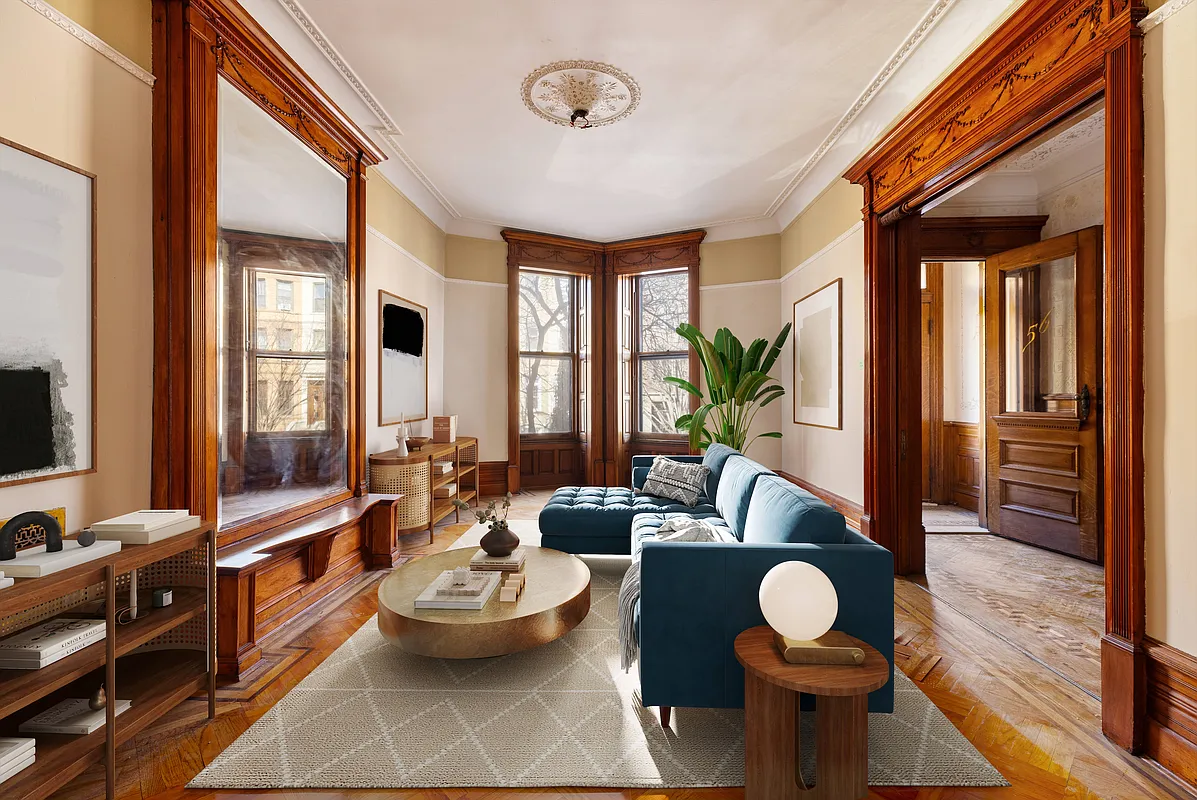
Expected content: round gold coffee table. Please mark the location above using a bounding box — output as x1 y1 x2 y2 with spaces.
377 545 591 658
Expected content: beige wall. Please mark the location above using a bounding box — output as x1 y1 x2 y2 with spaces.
43 0 151 70
699 234 780 286
364 231 445 453
779 184 866 503
781 180 864 276
445 235 507 283
942 262 983 424
1144 1 1197 654
0 1 153 530
366 171 446 275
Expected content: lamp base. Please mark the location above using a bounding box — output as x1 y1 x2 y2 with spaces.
773 630 865 665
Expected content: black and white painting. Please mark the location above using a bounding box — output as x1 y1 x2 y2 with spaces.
0 138 95 486
379 290 427 424
792 278 842 430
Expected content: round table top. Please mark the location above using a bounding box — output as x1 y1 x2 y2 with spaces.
734 626 889 696
378 545 590 626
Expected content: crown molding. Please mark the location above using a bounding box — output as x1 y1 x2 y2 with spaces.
1142 0 1194 33
764 0 956 218
20 0 155 87
274 0 460 218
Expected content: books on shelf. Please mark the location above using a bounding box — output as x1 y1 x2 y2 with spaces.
0 738 35 779
90 509 201 544
433 460 454 474
18 698 131 736
414 570 501 610
433 482 457 499
1 539 122 579
0 618 105 670
469 547 526 573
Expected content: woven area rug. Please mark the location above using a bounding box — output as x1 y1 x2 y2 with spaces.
191 557 1007 789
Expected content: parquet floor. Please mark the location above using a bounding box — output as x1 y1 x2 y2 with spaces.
47 491 1196 800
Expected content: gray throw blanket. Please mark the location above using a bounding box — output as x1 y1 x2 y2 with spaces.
618 518 736 671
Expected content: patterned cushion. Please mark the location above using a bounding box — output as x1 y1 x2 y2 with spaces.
639 457 710 507
631 511 732 562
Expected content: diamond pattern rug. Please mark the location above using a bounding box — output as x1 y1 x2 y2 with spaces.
190 557 1006 789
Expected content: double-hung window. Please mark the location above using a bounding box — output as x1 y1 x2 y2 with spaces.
517 270 576 436
631 270 691 438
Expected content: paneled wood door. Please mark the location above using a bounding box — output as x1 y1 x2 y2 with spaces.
984 228 1102 562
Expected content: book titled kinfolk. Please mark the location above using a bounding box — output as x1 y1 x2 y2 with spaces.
90 510 201 544
0 618 105 669
19 699 131 736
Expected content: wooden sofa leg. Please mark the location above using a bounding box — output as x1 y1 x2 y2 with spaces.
660 706 671 727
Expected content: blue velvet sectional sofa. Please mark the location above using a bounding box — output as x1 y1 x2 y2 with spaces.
539 444 895 714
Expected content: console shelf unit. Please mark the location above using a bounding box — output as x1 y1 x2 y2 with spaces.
369 436 480 543
0 523 216 800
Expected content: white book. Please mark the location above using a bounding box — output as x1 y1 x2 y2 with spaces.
414 570 501 610
0 738 35 773
91 515 200 544
0 635 105 670
0 619 105 658
19 699 131 735
0 752 35 784
90 509 190 532
469 547 527 572
1 540 122 578
433 483 457 499
433 461 454 474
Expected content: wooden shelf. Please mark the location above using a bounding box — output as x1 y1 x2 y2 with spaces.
457 464 476 478
458 490 477 505
431 470 458 490
431 500 458 526
0 643 106 722
0 651 207 800
114 588 206 656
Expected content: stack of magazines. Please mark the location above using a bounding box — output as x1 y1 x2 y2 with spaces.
0 738 35 783
90 509 200 544
19 699 131 735
0 618 105 670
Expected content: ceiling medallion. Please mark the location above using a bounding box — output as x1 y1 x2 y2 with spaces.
521 60 640 129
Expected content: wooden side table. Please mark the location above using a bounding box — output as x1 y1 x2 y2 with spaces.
734 626 889 800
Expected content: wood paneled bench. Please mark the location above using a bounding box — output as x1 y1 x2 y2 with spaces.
216 494 401 677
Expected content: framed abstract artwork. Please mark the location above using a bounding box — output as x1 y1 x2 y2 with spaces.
379 290 428 424
792 278 842 430
0 137 96 487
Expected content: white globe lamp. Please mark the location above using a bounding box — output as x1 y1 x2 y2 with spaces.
759 561 862 665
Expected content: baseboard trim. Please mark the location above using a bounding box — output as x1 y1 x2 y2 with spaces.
1145 636 1197 785
479 460 508 496
777 471 864 530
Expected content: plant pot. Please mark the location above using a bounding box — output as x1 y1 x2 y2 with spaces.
480 523 519 558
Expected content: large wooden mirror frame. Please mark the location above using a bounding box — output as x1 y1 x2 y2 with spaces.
151 0 384 548
846 0 1146 749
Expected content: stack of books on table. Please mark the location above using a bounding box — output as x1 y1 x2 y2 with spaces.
0 738 35 783
469 547 526 573
0 618 105 670
18 698 131 735
414 569 502 610
433 460 454 475
90 509 200 544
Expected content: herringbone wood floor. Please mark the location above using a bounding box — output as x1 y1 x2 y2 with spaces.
48 493 1196 800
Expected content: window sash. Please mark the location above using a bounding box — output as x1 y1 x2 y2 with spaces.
631 270 690 438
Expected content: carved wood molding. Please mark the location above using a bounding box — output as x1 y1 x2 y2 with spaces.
847 0 1146 215
921 216 1048 258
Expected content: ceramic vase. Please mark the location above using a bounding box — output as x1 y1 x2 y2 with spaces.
480 522 519 558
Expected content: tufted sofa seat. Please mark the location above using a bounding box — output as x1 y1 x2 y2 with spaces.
540 486 718 555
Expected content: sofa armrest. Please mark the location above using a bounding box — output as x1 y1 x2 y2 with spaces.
630 454 703 489
638 536 894 711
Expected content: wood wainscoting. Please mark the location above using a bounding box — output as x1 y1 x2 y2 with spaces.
518 439 583 489
778 471 864 531
479 460 509 496
1145 637 1197 785
942 421 982 513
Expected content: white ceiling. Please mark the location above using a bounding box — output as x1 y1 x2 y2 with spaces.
244 0 1024 241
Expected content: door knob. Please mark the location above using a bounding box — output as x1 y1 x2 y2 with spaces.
1079 384 1091 423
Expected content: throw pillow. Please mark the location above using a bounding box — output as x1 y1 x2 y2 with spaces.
639 457 711 507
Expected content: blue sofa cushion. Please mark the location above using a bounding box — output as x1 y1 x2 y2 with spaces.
714 455 775 539
743 476 847 545
630 511 733 562
540 487 717 541
701 444 739 502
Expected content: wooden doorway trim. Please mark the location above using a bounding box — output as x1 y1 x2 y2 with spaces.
845 0 1147 750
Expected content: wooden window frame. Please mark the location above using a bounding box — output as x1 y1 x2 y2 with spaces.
845 0 1148 751
151 0 384 548
516 268 581 442
629 269 690 443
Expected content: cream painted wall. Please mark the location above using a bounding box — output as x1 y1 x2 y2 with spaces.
445 235 506 283
444 281 508 462
777 180 865 502
366 171 446 275
699 235 780 286
1039 170 1105 239
364 230 445 453
0 1 153 530
43 0 152 69
1144 0 1197 655
942 262 983 424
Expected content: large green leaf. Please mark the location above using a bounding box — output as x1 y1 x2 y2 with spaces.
664 376 703 399
688 403 714 451
758 385 786 407
735 371 770 404
760 322 793 375
741 338 767 375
